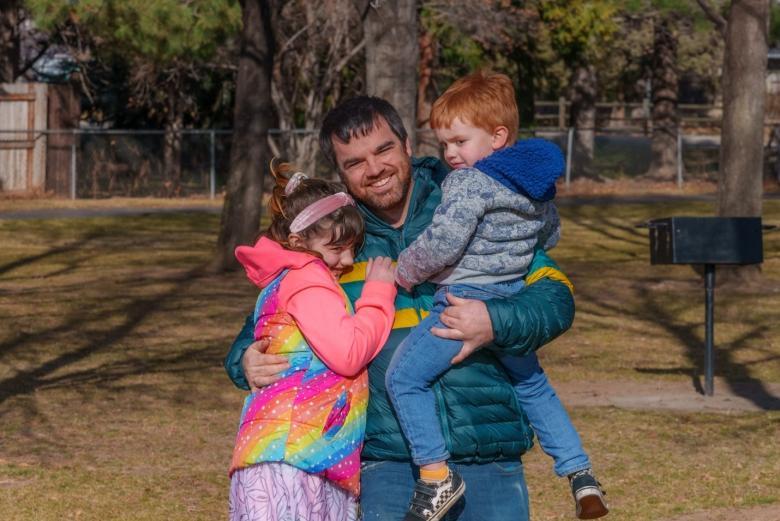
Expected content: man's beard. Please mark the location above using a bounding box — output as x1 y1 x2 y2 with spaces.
363 174 410 211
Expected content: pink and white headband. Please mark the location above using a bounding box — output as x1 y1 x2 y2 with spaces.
285 173 355 233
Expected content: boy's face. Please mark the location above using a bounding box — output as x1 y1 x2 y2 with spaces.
435 117 506 170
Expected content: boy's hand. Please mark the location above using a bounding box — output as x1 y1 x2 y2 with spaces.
430 293 495 364
365 256 396 285
242 338 289 391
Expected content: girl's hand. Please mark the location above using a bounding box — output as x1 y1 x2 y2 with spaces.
365 256 396 285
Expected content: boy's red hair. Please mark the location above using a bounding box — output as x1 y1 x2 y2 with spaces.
430 70 519 140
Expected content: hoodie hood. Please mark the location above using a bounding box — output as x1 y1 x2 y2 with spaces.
235 236 320 288
474 138 564 201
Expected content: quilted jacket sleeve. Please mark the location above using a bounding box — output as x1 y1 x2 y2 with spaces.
223 314 254 390
484 250 575 356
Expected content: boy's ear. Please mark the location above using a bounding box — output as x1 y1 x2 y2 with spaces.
491 126 510 150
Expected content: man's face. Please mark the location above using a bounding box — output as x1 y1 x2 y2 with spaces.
331 117 412 219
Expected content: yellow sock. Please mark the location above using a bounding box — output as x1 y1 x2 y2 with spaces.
420 465 449 482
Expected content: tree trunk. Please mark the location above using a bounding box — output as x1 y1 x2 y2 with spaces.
648 17 679 180
163 110 183 197
717 0 768 283
213 0 276 272
569 63 597 178
364 0 418 144
0 0 19 82
513 49 536 131
415 27 438 157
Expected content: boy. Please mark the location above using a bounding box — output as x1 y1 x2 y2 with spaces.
388 71 608 521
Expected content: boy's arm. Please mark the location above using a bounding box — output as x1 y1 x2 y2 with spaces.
396 169 487 288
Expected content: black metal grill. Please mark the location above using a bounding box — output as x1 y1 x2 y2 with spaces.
640 216 766 396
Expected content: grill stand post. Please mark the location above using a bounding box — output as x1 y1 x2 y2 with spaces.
704 263 715 396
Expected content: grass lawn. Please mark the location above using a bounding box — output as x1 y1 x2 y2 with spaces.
0 200 778 520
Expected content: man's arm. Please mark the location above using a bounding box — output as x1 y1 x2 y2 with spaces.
431 249 574 361
224 314 289 391
485 276 574 355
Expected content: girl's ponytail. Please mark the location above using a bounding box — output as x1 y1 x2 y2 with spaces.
268 159 293 221
263 160 364 253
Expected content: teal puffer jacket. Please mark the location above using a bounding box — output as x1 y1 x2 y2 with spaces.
224 157 575 463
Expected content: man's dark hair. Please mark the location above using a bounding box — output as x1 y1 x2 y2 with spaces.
319 96 408 168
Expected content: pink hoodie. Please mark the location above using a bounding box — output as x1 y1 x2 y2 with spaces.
235 237 396 376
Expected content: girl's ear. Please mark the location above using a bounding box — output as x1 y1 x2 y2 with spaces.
288 233 304 248
491 126 510 150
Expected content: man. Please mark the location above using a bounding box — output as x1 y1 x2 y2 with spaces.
224 96 575 520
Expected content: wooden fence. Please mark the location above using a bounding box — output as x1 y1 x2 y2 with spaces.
0 83 48 193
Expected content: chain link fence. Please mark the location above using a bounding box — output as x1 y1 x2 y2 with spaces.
2 126 779 198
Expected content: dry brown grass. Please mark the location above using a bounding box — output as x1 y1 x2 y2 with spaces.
0 200 778 520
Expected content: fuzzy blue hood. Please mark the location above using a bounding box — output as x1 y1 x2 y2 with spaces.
474 138 564 201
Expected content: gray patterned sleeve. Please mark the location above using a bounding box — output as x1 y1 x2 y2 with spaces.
396 169 488 287
538 202 561 251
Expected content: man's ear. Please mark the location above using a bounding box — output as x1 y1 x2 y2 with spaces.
491 126 510 150
404 137 413 157
287 233 304 248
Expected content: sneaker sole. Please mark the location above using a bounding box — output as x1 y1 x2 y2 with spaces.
428 480 466 521
576 488 609 520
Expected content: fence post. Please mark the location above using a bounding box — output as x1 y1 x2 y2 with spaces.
677 129 683 189
558 96 566 130
209 130 216 199
70 130 77 200
565 127 574 187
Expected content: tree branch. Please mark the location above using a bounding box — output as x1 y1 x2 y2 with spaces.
695 0 728 35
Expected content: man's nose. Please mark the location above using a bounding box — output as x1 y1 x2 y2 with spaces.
365 154 385 178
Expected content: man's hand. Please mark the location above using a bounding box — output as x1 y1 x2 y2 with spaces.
242 338 289 391
430 293 495 364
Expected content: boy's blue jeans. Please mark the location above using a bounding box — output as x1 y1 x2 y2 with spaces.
385 280 590 477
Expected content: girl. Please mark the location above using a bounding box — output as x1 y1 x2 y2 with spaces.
228 162 397 521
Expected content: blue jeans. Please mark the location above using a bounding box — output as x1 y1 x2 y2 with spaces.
360 460 529 520
386 280 590 476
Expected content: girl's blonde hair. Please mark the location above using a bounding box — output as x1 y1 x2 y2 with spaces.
265 160 365 255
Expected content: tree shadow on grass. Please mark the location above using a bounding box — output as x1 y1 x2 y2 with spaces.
0 263 212 410
0 233 102 278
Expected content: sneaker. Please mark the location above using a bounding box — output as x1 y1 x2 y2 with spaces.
403 468 465 521
568 468 609 519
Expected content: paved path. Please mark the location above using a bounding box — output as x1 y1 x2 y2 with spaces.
556 378 780 413
0 205 221 220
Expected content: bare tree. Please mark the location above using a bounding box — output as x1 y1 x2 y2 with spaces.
364 0 418 142
270 0 364 171
213 0 276 272
697 0 768 282
569 64 597 177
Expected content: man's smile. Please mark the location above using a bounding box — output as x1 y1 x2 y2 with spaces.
368 176 393 190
